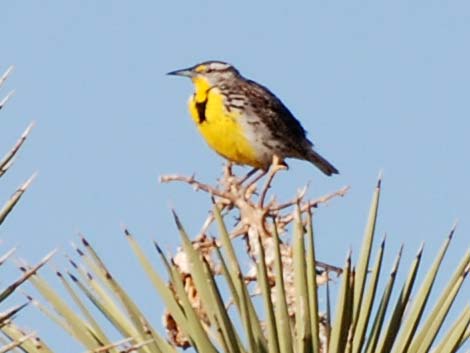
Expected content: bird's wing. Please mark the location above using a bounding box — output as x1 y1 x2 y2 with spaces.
244 80 313 147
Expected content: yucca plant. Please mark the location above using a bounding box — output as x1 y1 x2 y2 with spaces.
21 164 469 353
0 65 52 352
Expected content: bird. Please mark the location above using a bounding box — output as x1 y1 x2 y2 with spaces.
167 60 338 176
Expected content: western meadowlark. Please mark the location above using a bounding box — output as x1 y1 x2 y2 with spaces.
167 60 339 176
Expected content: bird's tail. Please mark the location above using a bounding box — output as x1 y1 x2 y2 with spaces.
306 150 339 176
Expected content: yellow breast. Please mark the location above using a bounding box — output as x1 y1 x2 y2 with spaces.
187 77 262 168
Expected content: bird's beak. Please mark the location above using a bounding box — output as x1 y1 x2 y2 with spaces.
166 67 194 78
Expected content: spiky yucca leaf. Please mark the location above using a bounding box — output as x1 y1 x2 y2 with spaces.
25 170 469 353
0 65 36 225
0 322 54 353
0 65 52 352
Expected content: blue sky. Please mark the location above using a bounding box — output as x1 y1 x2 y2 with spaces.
1 1 469 351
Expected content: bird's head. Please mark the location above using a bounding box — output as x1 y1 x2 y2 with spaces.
167 61 240 87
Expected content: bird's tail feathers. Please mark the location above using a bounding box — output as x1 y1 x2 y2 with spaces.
306 150 339 176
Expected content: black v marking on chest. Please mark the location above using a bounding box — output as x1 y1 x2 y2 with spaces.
194 87 216 124
195 98 207 124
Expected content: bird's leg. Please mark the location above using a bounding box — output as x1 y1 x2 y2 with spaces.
258 155 287 207
243 169 267 190
238 167 260 185
239 169 267 200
